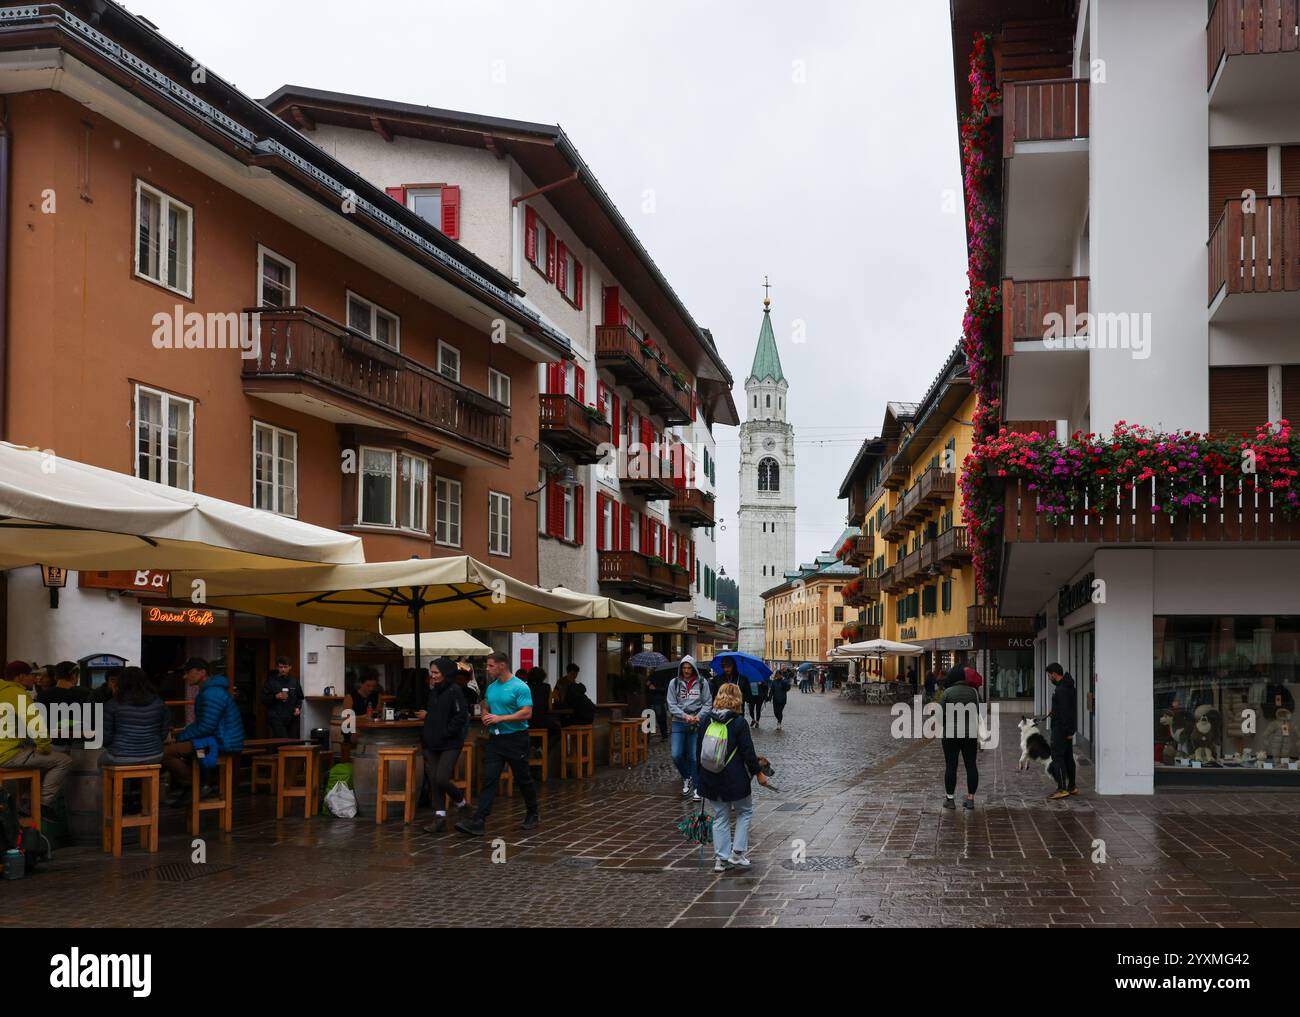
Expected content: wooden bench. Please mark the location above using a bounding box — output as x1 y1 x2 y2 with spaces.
375 746 419 825
450 742 474 806
527 728 549 782
277 744 322 818
0 768 41 828
101 763 160 856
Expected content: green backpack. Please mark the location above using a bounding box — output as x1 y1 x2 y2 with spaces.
699 717 737 774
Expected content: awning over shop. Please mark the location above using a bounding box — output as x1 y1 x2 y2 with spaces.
518 593 688 635
0 443 364 570
381 629 494 657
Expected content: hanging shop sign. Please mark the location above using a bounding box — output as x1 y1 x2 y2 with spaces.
1057 573 1095 624
79 569 171 595
41 565 68 588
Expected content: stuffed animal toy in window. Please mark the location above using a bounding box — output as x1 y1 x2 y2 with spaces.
1158 708 1189 756
1189 705 1220 765
1258 707 1300 761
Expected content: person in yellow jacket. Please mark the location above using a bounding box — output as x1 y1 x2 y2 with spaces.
0 660 73 808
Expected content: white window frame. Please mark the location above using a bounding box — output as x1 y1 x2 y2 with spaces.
134 180 193 297
357 447 429 532
562 484 575 542
405 186 443 228
488 367 511 407
528 214 553 277
629 509 640 553
435 476 463 548
251 420 298 517
256 245 296 308
346 290 400 350
489 491 512 557
398 453 429 533
437 340 461 382
134 385 194 491
560 245 580 305
601 497 614 549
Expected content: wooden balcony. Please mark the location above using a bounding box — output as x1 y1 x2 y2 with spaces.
882 454 909 491
1209 196 1300 312
847 483 866 527
243 307 510 457
899 466 956 527
598 550 691 601
1001 277 1089 356
1002 477 1300 544
920 526 972 574
1002 78 1088 157
669 487 715 527
897 548 923 588
881 506 908 543
842 576 881 608
1209 0 1300 87
594 325 694 425
539 394 611 465
968 604 1037 635
844 534 873 568
620 455 676 501
879 564 904 596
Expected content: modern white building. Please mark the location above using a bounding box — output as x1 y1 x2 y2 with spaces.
263 87 739 691
737 297 797 657
952 0 1300 792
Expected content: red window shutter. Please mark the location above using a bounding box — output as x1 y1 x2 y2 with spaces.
621 503 631 550
612 392 621 439
573 261 584 310
546 231 556 282
640 419 653 453
574 485 585 546
546 362 564 395
668 530 676 563
575 365 586 405
595 493 606 551
596 381 607 416
546 481 564 537
556 241 568 294
602 286 620 326
440 185 461 239
385 185 406 205
525 206 538 264
690 539 696 579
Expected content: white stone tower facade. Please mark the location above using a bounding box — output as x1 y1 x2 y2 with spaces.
737 295 796 657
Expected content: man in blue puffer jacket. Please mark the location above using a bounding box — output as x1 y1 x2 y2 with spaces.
163 657 245 804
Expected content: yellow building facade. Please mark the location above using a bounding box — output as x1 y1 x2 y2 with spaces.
760 545 858 665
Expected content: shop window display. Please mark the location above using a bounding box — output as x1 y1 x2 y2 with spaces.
1154 617 1300 771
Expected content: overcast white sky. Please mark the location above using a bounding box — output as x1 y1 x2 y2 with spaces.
130 0 969 583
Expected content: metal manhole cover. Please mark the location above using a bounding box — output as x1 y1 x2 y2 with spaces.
124 862 236 883
559 856 600 868
781 856 860 872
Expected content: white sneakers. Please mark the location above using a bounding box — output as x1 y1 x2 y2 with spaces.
713 854 749 872
728 853 751 869
681 779 692 797
692 790 702 802
713 857 734 873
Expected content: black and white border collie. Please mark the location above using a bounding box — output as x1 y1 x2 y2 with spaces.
1017 716 1053 772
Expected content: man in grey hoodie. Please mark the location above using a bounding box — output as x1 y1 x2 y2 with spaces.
666 655 712 802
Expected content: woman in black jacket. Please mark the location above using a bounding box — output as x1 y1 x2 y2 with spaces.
419 657 470 833
938 664 981 810
696 682 768 873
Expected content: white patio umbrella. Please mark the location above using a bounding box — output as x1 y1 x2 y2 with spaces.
382 629 494 658
833 638 925 659
0 442 364 570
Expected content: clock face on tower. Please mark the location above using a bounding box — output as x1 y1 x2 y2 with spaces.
763 437 776 451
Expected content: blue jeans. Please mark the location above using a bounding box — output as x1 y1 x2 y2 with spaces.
707 795 753 860
670 721 700 785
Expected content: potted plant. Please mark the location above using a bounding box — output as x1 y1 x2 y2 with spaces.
582 404 608 427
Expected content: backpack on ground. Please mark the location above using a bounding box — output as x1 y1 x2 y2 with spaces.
0 787 51 874
699 717 737 774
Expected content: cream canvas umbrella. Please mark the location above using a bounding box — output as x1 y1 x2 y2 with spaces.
382 630 493 658
170 556 598 671
0 442 363 570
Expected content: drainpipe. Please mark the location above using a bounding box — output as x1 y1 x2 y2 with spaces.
0 98 10 439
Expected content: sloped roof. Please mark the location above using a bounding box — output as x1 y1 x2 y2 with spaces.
748 307 785 384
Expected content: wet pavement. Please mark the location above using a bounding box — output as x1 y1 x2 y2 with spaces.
3 691 1299 928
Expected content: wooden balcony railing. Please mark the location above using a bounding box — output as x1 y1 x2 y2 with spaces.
882 454 909 490
840 623 881 644
1001 277 1089 356
898 548 923 587
668 487 715 527
539 394 611 465
899 465 956 527
620 456 676 501
243 307 510 456
847 483 866 526
881 506 908 543
968 604 1037 634
1209 196 1300 304
879 564 903 595
1003 476 1300 543
1002 77 1088 157
597 550 691 601
594 325 694 425
1208 0 1300 86
845 534 873 568
932 525 972 566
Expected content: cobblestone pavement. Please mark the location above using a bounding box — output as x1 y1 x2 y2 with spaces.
3 691 1299 928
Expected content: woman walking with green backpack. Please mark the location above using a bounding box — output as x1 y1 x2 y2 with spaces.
696 682 768 873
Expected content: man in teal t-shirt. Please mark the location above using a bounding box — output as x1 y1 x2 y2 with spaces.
456 651 539 836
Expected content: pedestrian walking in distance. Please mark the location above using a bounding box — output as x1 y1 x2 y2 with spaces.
666 655 712 801
456 651 539 835
769 671 789 729
1046 662 1078 799
937 665 979 810
419 657 470 833
697 682 767 872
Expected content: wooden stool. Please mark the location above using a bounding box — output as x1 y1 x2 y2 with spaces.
277 744 321 818
251 755 279 794
475 739 514 797
450 741 475 805
189 753 236 834
561 725 594 778
634 722 649 765
101 764 161 856
528 728 549 781
0 768 41 828
609 719 640 768
375 746 419 825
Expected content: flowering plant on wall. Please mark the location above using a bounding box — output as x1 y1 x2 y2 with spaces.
835 536 855 561
841 577 864 600
841 622 863 641
961 421 1300 600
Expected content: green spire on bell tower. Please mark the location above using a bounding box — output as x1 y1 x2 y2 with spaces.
748 278 785 384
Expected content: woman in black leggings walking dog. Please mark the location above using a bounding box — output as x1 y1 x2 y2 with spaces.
938 665 979 810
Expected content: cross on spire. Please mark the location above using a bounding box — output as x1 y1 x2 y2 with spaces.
762 275 772 309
